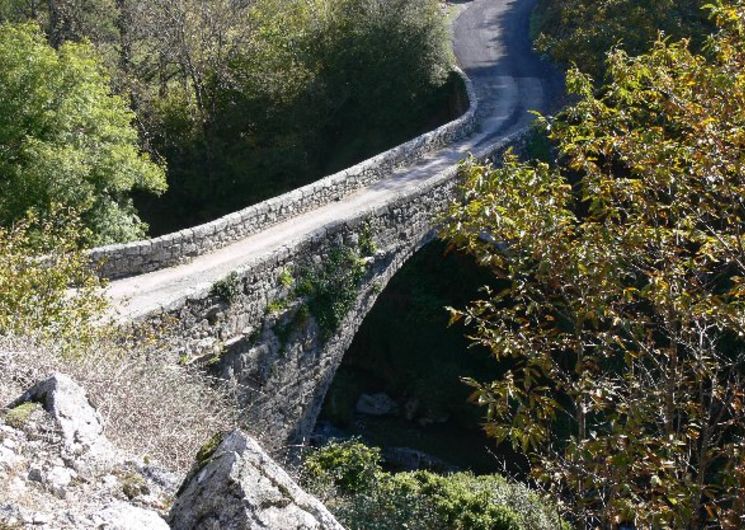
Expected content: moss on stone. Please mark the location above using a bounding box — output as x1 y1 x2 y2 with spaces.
195 431 226 468
3 402 41 429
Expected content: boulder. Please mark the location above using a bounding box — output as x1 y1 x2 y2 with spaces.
92 501 170 530
355 392 398 416
169 430 344 530
8 373 112 458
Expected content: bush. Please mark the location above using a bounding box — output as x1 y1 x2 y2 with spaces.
0 207 105 349
0 207 239 472
0 23 166 244
304 439 381 494
210 272 241 304
302 441 565 530
296 246 366 338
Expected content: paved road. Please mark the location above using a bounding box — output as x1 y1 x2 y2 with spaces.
106 0 562 319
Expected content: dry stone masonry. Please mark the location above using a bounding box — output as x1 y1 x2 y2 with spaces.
86 8 542 446
121 128 532 450
89 69 478 281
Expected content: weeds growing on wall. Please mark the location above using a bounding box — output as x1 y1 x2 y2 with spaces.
210 272 241 304
296 246 367 339
358 223 378 257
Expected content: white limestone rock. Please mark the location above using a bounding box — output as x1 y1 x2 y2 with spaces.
169 430 344 530
7 372 113 458
1 374 177 529
91 501 170 530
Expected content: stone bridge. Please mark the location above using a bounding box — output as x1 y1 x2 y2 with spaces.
93 0 561 449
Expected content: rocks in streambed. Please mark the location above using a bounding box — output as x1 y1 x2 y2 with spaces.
355 392 398 416
169 430 344 530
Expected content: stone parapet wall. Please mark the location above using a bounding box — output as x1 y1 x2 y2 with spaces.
129 127 532 448
90 69 478 280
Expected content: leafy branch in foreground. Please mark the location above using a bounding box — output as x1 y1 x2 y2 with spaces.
0 207 107 350
444 3 745 528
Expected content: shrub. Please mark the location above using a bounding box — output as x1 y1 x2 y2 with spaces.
210 272 241 304
296 246 366 338
0 207 106 351
304 439 381 494
302 441 565 530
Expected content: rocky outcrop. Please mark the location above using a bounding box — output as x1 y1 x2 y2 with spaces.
0 374 174 529
355 392 398 416
170 430 344 530
2 374 347 530
8 372 113 458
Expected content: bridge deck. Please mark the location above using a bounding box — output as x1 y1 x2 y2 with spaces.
106 0 561 320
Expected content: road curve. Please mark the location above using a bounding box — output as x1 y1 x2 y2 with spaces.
106 0 562 319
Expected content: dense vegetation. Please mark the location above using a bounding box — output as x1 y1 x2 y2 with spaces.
532 0 713 80
445 1 745 527
302 440 567 530
0 24 166 244
4 0 745 528
0 0 455 238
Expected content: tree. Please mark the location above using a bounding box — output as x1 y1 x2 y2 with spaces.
0 0 118 47
443 2 745 527
139 0 453 232
0 23 166 245
533 0 712 80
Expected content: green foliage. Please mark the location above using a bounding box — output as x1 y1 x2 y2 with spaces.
266 299 288 316
444 4 745 527
210 272 240 304
0 2 453 236
303 441 564 530
0 207 107 349
358 224 378 257
0 0 118 46
3 402 41 428
195 432 225 468
296 246 366 338
135 0 454 233
304 439 381 494
0 23 166 245
278 268 294 288
533 0 713 80
522 125 553 164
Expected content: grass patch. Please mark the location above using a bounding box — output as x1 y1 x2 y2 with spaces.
3 402 41 429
